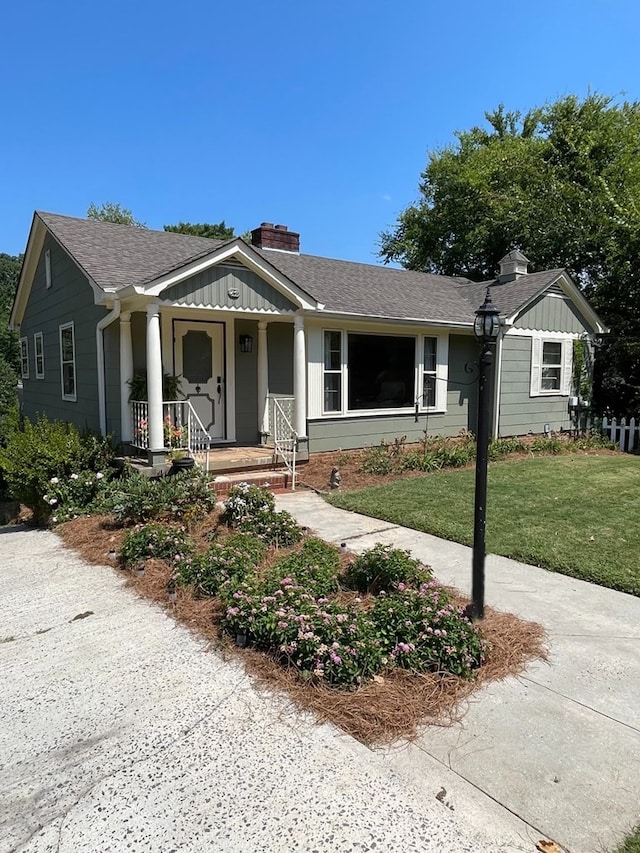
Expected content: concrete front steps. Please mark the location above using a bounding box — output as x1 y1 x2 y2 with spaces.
211 469 294 499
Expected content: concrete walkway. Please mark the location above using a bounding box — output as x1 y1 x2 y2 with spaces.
1 525 496 853
277 492 640 853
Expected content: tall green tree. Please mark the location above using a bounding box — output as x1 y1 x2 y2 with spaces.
0 253 21 441
87 201 146 227
379 94 640 415
163 221 235 240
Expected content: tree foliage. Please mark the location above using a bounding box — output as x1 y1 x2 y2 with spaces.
379 94 640 414
0 253 21 441
163 221 235 240
87 201 146 227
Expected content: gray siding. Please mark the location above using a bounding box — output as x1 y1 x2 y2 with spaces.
514 294 593 333
307 334 477 452
20 235 105 433
268 323 293 394
163 264 297 312
131 312 147 373
235 319 259 443
498 335 571 435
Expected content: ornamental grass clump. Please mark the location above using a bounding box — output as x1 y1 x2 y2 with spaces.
344 543 432 594
371 582 486 678
119 522 194 568
176 533 266 596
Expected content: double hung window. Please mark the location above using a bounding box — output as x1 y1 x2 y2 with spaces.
59 323 77 401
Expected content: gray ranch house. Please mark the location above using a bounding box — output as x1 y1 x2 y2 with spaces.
11 213 607 467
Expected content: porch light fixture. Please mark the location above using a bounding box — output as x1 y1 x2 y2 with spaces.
471 288 500 620
239 334 253 353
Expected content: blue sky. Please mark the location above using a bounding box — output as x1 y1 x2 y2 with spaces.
2 0 639 264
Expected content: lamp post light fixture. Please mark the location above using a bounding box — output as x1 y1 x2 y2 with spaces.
471 288 501 619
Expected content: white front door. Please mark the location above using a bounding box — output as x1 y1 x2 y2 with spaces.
173 320 225 441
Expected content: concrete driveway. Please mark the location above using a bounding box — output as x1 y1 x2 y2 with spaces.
1 525 493 853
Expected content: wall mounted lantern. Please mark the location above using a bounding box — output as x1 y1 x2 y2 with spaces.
239 334 253 353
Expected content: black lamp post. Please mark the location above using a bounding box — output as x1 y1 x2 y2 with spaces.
471 288 501 619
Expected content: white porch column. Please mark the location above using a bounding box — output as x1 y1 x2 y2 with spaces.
293 314 307 438
146 302 164 456
119 312 133 443
257 321 269 436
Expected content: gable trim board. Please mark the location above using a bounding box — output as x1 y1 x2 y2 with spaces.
12 211 609 454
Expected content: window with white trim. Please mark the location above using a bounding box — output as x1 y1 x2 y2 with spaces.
323 330 342 412
45 248 52 288
422 336 437 407
321 330 447 415
20 337 29 379
530 337 572 396
34 332 44 379
59 323 77 401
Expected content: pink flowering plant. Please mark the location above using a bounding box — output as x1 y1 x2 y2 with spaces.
344 543 432 594
176 533 266 596
221 576 385 687
261 537 341 598
119 522 194 568
370 582 486 677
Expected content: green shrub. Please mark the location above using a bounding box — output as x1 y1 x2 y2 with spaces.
529 436 564 454
371 582 486 677
264 537 341 597
489 437 527 459
0 416 113 522
119 522 194 568
222 579 385 687
45 470 112 524
177 533 266 596
221 483 302 546
103 468 216 525
343 543 432 594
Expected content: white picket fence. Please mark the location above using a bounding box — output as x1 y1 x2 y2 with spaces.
601 416 640 452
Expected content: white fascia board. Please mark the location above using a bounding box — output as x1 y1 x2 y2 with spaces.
314 309 473 331
10 216 43 328
505 327 584 340
142 241 318 311
505 272 608 334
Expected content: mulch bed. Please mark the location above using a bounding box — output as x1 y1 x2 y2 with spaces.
57 512 547 745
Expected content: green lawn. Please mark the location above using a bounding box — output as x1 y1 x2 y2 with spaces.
328 454 640 596
613 827 640 853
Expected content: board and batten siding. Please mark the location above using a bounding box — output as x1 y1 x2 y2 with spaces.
513 293 595 334
234 319 259 444
306 332 478 452
19 235 105 433
498 335 572 435
162 264 298 313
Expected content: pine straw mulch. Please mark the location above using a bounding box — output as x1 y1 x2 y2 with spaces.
57 512 547 746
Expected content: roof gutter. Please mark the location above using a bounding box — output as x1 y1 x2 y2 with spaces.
96 298 120 436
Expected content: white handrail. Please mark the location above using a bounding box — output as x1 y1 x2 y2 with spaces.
270 396 297 490
130 399 212 470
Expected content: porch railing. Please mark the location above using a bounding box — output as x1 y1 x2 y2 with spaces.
130 400 212 470
269 395 297 490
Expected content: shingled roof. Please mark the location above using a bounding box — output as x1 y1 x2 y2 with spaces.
34 211 571 325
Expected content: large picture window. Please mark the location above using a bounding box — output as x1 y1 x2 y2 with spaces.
320 330 447 416
59 322 77 401
347 333 414 410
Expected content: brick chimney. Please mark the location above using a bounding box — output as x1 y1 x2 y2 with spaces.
497 249 529 284
251 222 300 253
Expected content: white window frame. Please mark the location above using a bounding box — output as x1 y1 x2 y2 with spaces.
59 322 77 401
322 329 344 414
19 337 29 379
530 336 572 396
34 332 45 379
319 329 449 417
45 248 52 289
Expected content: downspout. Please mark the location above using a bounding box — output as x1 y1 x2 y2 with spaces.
492 324 505 438
96 297 121 436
